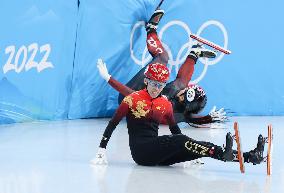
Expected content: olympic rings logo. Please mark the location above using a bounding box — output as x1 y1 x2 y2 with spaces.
130 20 229 84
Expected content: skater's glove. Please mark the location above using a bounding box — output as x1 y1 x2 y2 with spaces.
190 158 204 165
209 106 227 122
97 59 111 82
91 147 108 165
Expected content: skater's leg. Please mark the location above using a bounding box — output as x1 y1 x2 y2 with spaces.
175 56 196 87
132 133 233 166
161 44 218 101
131 134 203 166
146 31 169 64
146 9 168 63
175 44 217 87
134 28 169 102
118 10 168 103
123 29 169 93
158 149 201 166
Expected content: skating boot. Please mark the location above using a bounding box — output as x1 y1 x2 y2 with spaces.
244 134 265 165
222 132 235 161
188 43 217 60
146 9 165 32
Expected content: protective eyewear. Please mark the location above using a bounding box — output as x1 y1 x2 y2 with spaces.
147 79 166 89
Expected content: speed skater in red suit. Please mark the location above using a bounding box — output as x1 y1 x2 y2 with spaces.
97 9 227 129
91 63 266 166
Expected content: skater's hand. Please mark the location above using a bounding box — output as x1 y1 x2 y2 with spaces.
90 148 108 165
209 106 227 122
190 158 204 165
97 59 111 82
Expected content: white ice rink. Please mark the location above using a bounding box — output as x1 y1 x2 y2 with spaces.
0 116 283 193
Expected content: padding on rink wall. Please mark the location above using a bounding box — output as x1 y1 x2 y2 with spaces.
0 0 283 124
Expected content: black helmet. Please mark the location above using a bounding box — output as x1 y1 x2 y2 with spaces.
182 84 207 114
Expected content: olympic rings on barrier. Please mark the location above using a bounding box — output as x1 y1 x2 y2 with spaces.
130 20 229 84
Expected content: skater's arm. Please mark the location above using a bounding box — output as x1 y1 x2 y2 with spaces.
185 114 213 125
184 106 227 125
169 124 182 134
99 100 129 148
92 100 129 165
165 102 182 134
108 77 135 96
91 100 129 165
97 58 135 96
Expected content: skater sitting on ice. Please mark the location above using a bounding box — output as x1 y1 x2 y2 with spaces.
91 62 265 166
